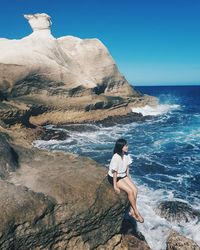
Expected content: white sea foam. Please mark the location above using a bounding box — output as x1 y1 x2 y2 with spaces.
135 184 200 250
131 104 180 116
32 113 200 249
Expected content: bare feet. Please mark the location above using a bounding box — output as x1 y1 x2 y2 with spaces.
129 209 144 223
136 213 144 223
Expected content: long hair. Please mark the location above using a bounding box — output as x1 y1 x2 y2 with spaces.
113 138 127 157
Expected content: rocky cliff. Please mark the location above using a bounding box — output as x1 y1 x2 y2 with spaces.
0 13 137 99
0 132 129 249
0 13 158 250
0 13 199 250
0 13 157 127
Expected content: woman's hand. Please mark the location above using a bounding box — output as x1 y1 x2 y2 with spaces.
114 187 120 194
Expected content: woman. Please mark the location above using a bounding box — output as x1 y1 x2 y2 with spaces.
107 138 144 223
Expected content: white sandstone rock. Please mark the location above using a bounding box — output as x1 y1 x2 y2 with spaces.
0 13 135 97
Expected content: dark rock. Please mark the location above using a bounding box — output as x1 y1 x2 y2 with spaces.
0 119 8 128
119 215 152 249
0 102 48 128
0 133 19 178
0 179 56 250
54 112 145 133
121 218 143 240
166 231 200 250
121 234 152 250
39 128 69 141
155 200 200 223
56 123 100 133
94 111 144 127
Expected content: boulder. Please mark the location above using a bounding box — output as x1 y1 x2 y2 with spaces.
166 231 200 250
155 200 199 223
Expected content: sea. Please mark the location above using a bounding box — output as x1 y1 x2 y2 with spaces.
33 85 200 250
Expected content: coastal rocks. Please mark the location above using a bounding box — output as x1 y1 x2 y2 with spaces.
0 100 49 127
0 13 157 128
120 219 151 250
0 12 159 250
0 133 19 178
38 127 69 141
57 35 136 97
28 100 152 127
0 179 55 249
166 231 200 250
0 13 138 99
0 134 129 249
121 234 152 250
155 200 199 223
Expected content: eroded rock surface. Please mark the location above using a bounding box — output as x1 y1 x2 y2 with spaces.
155 200 200 223
0 13 157 250
166 231 200 250
0 132 129 249
0 133 19 178
0 13 157 128
0 13 137 98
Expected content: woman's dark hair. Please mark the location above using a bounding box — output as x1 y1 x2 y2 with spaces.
113 138 127 157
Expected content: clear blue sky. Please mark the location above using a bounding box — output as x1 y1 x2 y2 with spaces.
0 0 200 86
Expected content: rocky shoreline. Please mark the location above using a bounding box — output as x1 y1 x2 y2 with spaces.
0 13 199 250
1 122 200 249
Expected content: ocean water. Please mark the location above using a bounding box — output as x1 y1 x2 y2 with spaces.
33 85 200 249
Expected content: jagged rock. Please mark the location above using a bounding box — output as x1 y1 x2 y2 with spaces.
38 127 69 141
120 219 152 250
0 134 129 249
166 231 200 250
121 234 152 250
0 179 55 249
155 200 200 223
0 133 19 178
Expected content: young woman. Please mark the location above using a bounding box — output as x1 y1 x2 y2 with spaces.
107 138 144 223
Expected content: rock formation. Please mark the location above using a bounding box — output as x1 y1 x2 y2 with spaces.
0 13 158 249
155 200 200 223
0 134 19 178
0 13 157 127
0 13 137 98
167 231 200 250
0 131 129 249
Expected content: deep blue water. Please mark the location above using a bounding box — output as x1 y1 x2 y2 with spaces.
132 85 200 203
34 85 200 249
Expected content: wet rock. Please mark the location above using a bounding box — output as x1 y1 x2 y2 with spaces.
155 200 200 223
56 123 100 133
94 111 144 127
39 127 69 141
166 231 200 250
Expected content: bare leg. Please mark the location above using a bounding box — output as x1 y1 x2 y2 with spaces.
123 176 144 222
116 178 144 223
123 176 138 199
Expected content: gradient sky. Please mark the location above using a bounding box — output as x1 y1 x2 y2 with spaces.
0 0 200 85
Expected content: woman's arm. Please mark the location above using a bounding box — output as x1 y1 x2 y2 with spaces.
113 171 120 193
126 154 132 176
